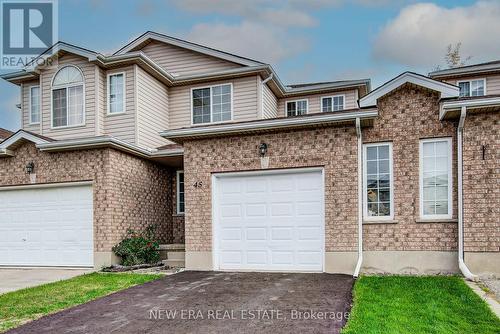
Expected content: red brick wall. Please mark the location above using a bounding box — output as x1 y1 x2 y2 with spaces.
463 112 500 252
0 142 174 251
183 127 359 253
362 84 458 251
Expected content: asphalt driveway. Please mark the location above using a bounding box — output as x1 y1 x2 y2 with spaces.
8 271 354 334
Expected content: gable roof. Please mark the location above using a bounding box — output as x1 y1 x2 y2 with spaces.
429 59 500 79
0 130 53 156
359 72 459 108
113 31 264 67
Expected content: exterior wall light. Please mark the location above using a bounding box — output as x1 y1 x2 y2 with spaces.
259 143 268 157
25 162 35 174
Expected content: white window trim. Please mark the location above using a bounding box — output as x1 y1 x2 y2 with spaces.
176 170 185 215
457 78 486 97
28 85 40 124
285 99 308 117
190 83 234 126
321 94 346 112
50 65 86 129
419 137 453 220
106 72 126 115
363 142 394 221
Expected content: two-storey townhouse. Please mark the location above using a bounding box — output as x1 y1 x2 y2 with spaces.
0 31 498 277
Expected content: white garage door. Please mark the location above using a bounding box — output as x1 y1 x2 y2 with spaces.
0 184 93 267
213 169 324 272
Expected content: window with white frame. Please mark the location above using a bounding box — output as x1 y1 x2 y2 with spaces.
420 138 452 219
458 79 485 97
192 84 232 124
363 143 393 220
29 86 40 124
107 73 125 114
177 171 185 214
286 100 307 117
52 66 84 127
322 95 344 112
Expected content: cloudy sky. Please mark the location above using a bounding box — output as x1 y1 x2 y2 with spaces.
1 0 499 130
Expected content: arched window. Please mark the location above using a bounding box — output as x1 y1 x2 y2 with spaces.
52 66 84 127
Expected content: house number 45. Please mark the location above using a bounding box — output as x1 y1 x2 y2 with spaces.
193 181 203 188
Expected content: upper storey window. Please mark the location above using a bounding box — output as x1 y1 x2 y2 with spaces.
29 86 40 124
458 79 485 97
322 95 344 112
52 66 85 128
107 73 125 114
286 99 308 117
192 83 232 124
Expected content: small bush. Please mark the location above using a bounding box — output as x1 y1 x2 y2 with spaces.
112 227 160 266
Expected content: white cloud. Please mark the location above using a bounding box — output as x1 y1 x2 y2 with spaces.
185 21 309 63
373 1 500 67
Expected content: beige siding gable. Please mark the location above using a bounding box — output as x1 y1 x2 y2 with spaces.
141 41 242 76
277 89 358 117
40 54 96 140
136 66 170 149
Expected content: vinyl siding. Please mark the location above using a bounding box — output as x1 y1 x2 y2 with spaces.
169 76 259 129
277 89 358 117
102 66 136 144
40 54 96 139
96 67 105 135
262 82 278 119
445 74 500 95
141 41 242 76
136 65 170 149
21 79 41 134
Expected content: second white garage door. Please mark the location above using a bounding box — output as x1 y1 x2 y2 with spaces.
213 169 324 272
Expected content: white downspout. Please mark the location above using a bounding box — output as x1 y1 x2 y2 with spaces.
354 118 363 277
457 106 478 281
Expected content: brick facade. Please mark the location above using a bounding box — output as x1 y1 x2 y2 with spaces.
463 112 500 252
362 84 458 251
183 126 359 253
0 142 174 252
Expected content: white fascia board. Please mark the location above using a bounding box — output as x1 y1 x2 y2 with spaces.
430 63 500 78
114 32 263 67
359 72 459 108
24 43 100 71
37 136 154 158
440 97 500 119
0 131 49 150
160 109 378 140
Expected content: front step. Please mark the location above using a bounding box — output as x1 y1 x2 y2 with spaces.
162 259 185 268
159 244 185 268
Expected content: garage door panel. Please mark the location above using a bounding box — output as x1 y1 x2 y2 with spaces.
215 170 324 272
0 184 94 267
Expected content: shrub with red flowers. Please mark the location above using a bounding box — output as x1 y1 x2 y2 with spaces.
112 225 160 266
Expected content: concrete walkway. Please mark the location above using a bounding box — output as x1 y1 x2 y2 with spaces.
0 268 92 294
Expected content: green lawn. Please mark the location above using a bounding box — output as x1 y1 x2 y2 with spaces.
0 272 162 332
342 276 500 334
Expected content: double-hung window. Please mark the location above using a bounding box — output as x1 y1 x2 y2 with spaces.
286 99 308 117
420 138 452 219
107 73 125 114
52 66 84 128
192 84 232 124
177 171 185 214
29 86 40 124
458 79 485 97
363 143 393 220
322 95 344 112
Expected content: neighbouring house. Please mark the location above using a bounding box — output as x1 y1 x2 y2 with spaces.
0 31 498 276
0 128 13 142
